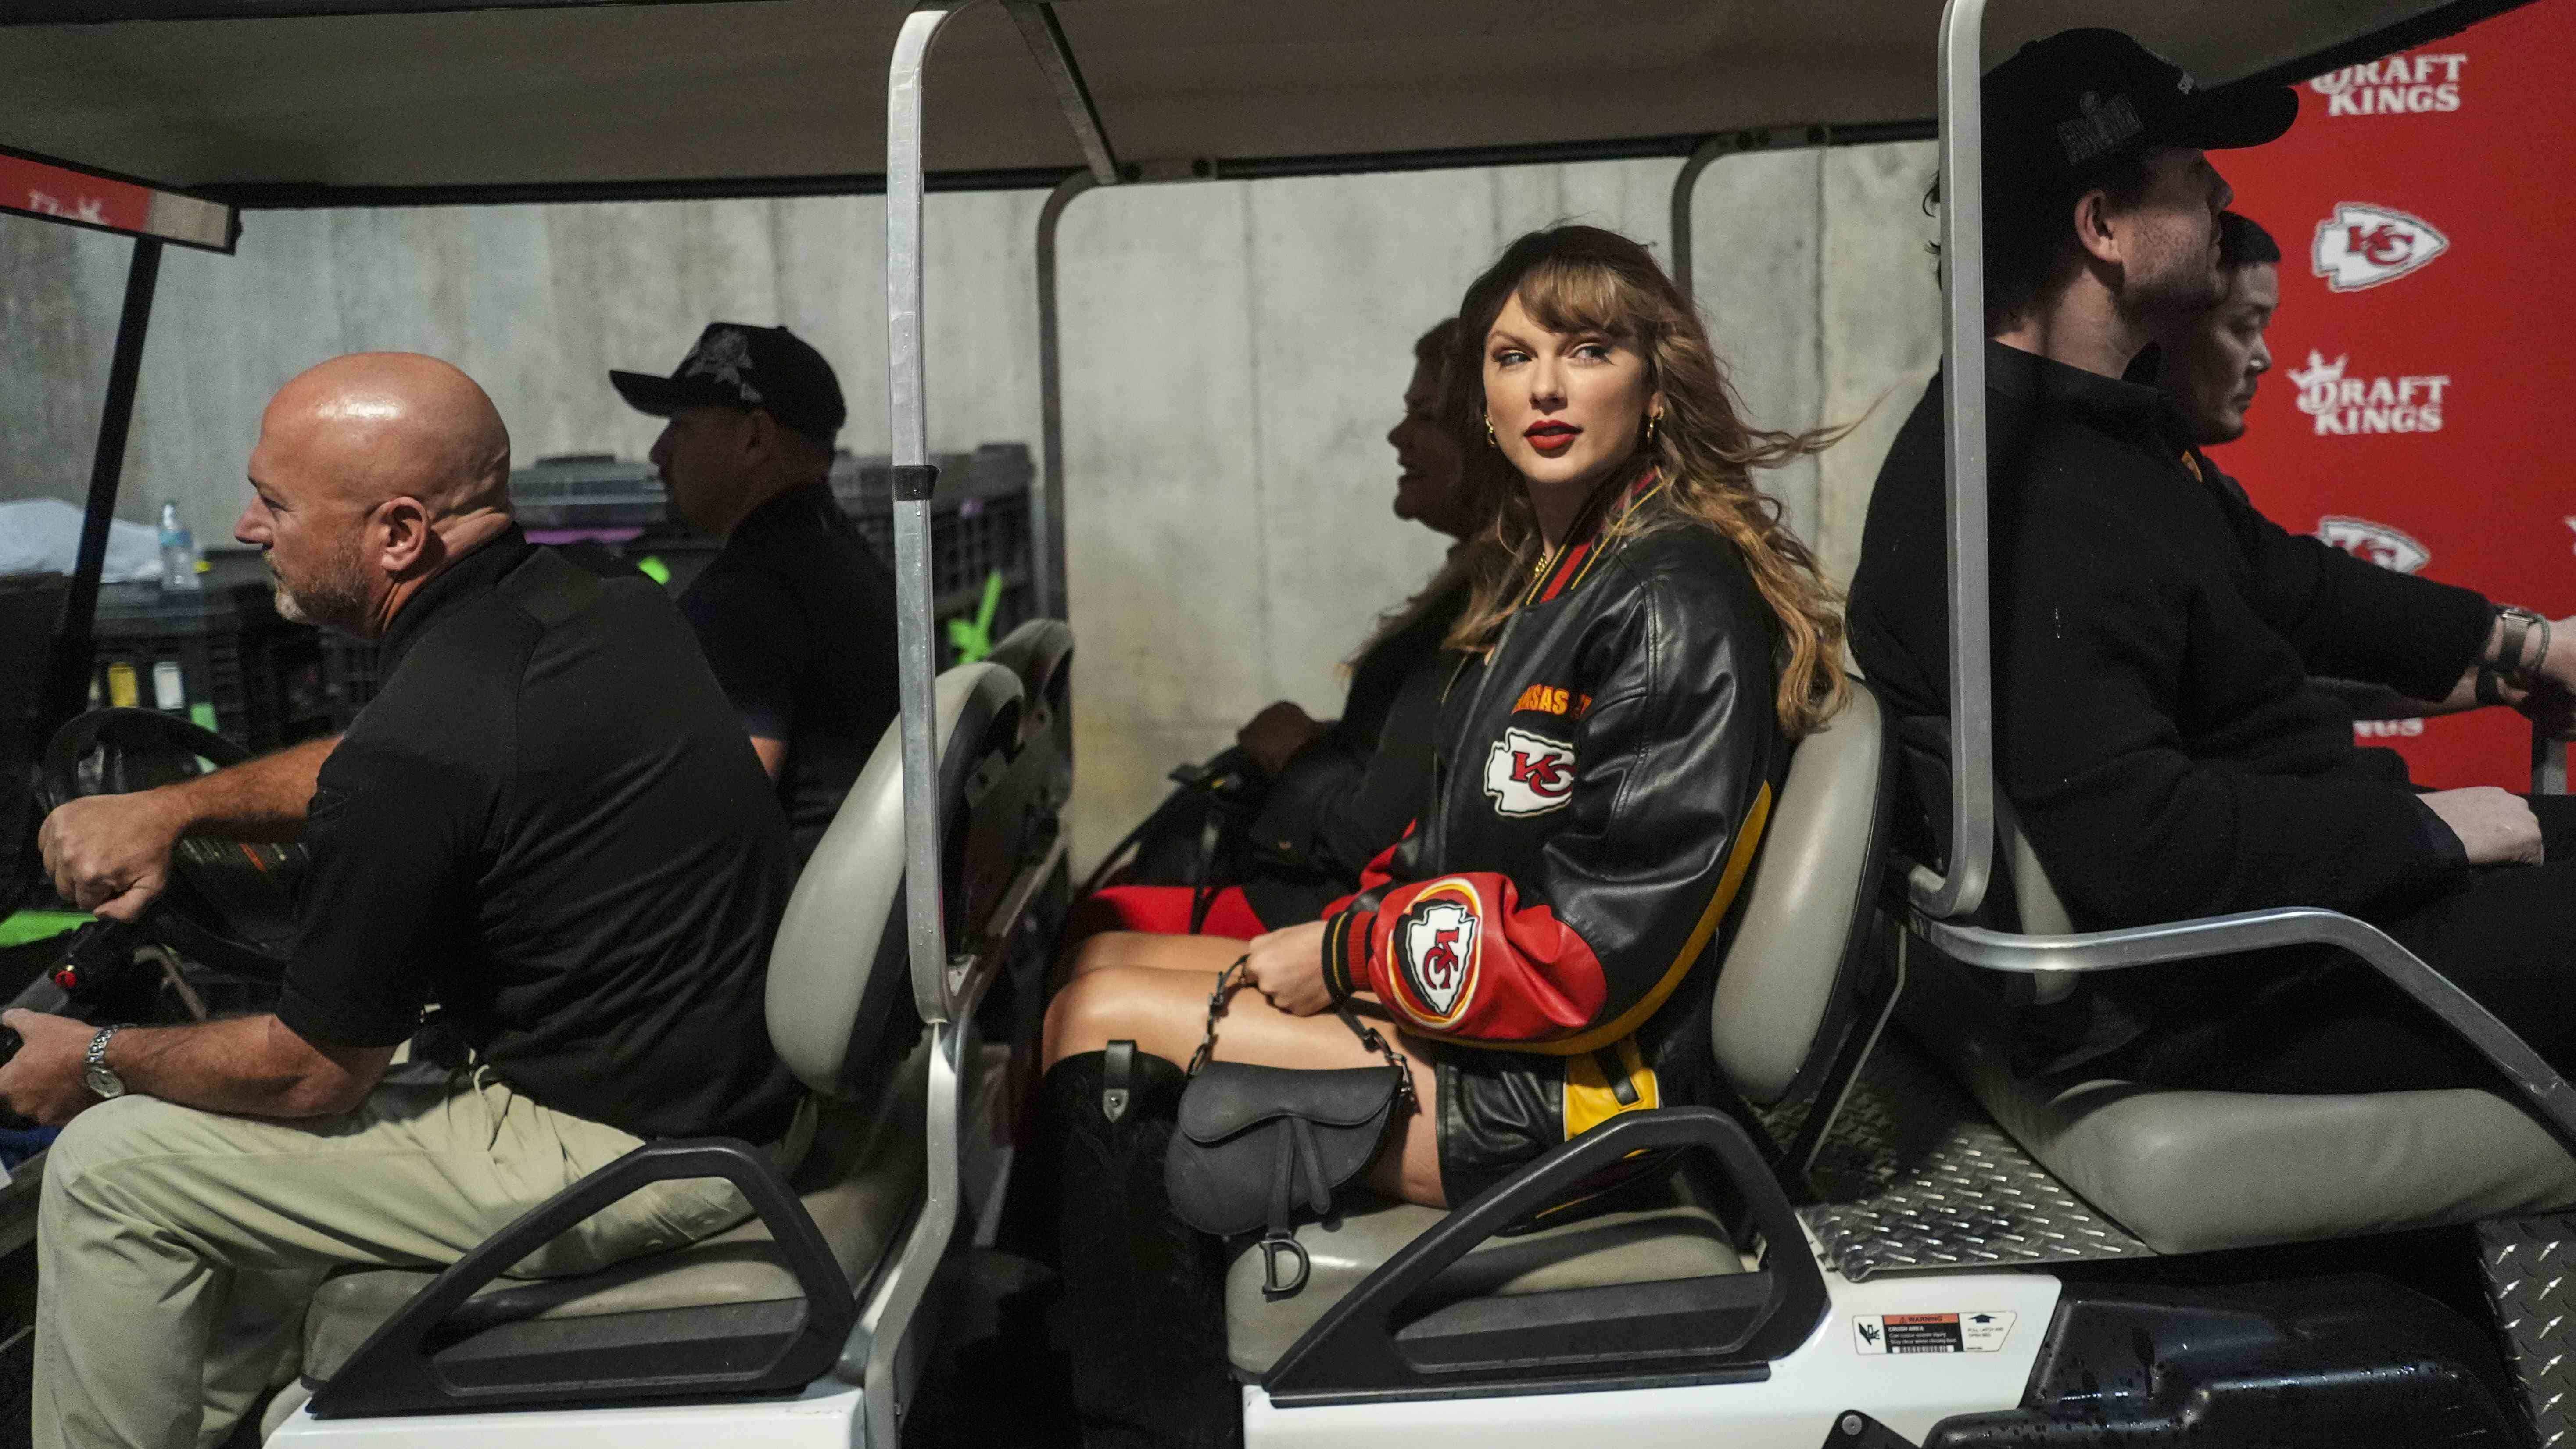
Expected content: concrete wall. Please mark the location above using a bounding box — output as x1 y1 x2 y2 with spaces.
0 143 1938 870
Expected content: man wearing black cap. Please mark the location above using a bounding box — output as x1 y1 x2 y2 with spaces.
1849 31 2576 1092
613 324 900 868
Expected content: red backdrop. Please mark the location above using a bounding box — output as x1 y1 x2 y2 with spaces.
2213 0 2576 788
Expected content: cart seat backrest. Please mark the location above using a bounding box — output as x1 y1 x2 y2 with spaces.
987 617 1073 805
1709 678 1895 1106
764 662 1023 1100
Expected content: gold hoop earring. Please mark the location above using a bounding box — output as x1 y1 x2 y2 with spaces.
1644 411 1662 447
1483 414 1499 450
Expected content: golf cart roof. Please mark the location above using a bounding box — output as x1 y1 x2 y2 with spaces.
0 0 2512 208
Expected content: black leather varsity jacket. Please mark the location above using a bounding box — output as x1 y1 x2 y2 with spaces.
1320 475 1789 1102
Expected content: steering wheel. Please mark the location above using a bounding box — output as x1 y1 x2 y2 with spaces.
39 709 305 979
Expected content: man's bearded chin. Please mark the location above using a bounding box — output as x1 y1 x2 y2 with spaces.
269 548 374 634
2130 236 2225 328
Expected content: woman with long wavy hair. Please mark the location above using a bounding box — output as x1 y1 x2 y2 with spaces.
1029 225 1845 1448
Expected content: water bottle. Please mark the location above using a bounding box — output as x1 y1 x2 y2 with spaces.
158 501 201 592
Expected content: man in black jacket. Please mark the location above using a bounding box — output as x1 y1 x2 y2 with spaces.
614 324 899 868
1849 29 2576 1090
2154 211 2572 731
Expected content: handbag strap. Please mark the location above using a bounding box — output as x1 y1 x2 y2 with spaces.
1187 955 1419 1113
1328 1000 1418 1111
1185 957 1249 1077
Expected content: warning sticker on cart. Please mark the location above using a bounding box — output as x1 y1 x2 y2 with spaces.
1852 1311 2016 1355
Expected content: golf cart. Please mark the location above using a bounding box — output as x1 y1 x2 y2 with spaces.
7 0 2570 1444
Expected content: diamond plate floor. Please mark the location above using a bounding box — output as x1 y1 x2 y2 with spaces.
2478 1213 2576 1446
1774 1037 2155 1282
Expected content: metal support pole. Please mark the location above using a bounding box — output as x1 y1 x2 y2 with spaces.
45 237 163 736
870 8 961 1445
1003 1 1121 186
1032 169 1098 621
1912 0 1994 919
888 3 959 1027
1670 128 1813 294
1669 121 1934 295
1668 134 1740 296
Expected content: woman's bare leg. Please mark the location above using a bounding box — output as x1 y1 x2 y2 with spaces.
1061 930 1249 984
1043 966 1444 1207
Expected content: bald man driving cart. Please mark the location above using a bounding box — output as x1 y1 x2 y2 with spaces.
18 353 802 1449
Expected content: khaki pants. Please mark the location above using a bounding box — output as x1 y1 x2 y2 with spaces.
34 1062 778 1449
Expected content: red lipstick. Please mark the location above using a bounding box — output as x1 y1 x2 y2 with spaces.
1523 419 1580 456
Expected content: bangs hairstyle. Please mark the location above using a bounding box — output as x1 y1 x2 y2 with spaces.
1444 225 1849 737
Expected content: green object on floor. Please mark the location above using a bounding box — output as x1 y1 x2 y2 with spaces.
636 555 672 586
188 701 219 732
945 570 1006 664
0 911 88 950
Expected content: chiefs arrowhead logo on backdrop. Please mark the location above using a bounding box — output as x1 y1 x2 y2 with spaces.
2312 204 2448 292
2318 515 2430 574
1396 891 1481 1023
1484 727 1576 817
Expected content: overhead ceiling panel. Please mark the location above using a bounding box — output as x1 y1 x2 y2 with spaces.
0 0 2495 203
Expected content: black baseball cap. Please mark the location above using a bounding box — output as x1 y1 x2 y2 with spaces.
1985 29 2297 192
610 323 847 446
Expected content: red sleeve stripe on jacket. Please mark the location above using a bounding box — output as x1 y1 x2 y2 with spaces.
1321 912 1358 1002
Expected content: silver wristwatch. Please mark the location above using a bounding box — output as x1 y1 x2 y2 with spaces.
84 1025 131 1102
2497 605 2551 687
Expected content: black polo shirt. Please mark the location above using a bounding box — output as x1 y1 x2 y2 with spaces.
1847 340 2491 929
678 482 899 867
281 529 800 1143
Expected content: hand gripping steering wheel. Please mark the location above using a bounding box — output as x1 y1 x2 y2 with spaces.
39 708 306 980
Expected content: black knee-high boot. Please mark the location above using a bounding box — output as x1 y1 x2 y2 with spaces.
1033 1050 1240 1449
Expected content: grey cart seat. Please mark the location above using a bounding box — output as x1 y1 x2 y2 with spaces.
1905 800 2576 1257
987 616 1074 807
296 662 1032 1392
1226 680 1895 1377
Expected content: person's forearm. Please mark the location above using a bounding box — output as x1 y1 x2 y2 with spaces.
166 735 339 841
106 1012 385 1119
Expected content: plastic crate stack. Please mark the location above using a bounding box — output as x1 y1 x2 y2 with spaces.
831 443 1036 665
509 454 666 531
86 568 329 751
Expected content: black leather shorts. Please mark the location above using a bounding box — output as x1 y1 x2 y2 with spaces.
1434 1036 1665 1206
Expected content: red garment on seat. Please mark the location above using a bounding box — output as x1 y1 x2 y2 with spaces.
1065 884 1268 944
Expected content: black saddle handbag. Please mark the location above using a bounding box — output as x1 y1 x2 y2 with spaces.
1157 958 1416 1299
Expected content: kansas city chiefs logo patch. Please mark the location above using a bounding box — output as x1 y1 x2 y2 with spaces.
2312 203 2448 292
1484 727 1576 817
1395 892 1480 1023
2317 515 2430 574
